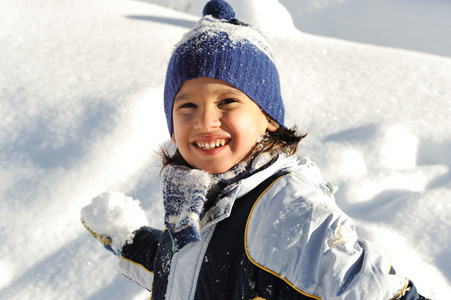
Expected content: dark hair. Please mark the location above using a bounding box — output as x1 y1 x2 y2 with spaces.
160 124 307 171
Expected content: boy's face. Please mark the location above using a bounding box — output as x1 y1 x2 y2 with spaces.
172 77 277 174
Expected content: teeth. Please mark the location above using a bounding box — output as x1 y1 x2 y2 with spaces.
196 139 226 149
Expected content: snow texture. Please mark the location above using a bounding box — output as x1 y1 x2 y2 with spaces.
80 191 149 253
1 0 451 299
174 15 275 64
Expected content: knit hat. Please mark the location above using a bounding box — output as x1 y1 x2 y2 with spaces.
164 0 285 136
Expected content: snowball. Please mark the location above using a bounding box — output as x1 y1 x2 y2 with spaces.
80 191 149 253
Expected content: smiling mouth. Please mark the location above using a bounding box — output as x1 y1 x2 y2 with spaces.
194 139 228 150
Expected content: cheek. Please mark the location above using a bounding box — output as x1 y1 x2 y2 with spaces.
172 117 186 140
243 112 269 136
230 113 267 146
173 132 185 148
171 127 186 151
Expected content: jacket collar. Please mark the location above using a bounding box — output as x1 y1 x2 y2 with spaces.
200 155 299 229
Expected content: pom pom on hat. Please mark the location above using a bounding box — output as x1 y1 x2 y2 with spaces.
202 0 235 20
164 0 285 136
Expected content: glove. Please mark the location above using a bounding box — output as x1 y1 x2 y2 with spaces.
80 191 149 256
161 165 211 251
81 218 115 251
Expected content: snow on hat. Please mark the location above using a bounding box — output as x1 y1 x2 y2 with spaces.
164 0 285 136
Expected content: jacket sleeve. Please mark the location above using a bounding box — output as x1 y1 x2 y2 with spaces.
118 226 163 291
245 171 428 300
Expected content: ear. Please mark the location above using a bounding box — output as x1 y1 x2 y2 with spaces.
266 118 278 132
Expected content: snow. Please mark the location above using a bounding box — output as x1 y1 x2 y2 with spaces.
174 15 276 64
1 0 450 299
80 191 149 253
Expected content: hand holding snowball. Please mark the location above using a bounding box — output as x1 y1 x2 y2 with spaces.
80 191 149 255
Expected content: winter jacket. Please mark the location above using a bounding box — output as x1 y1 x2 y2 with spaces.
118 156 424 300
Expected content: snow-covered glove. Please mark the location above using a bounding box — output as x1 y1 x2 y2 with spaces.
80 191 149 256
162 165 211 251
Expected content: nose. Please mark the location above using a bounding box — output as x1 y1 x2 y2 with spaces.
194 105 221 131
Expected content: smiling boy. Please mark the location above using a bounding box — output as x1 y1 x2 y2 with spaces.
81 1 428 299
172 77 277 174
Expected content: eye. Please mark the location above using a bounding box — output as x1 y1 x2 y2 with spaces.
219 98 238 106
178 102 197 109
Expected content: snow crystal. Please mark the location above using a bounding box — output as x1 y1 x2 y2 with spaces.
174 16 275 63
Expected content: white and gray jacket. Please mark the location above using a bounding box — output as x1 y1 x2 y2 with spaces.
118 156 422 300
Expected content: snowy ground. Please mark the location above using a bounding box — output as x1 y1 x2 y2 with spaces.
1 0 450 299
